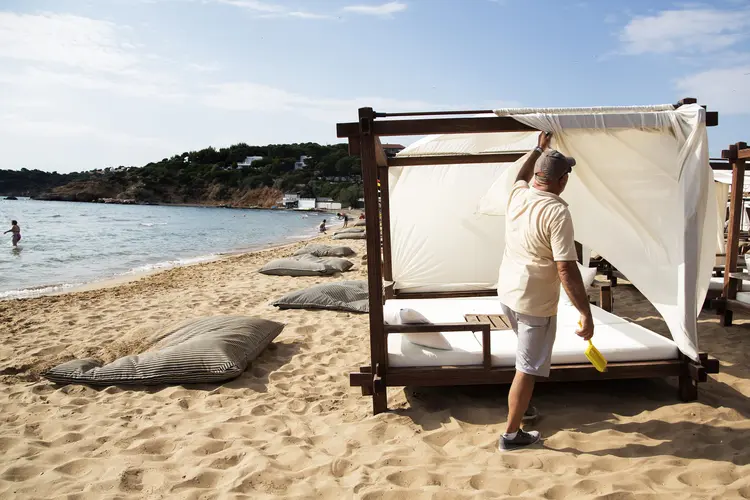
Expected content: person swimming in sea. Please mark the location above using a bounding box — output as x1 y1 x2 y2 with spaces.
4 220 21 247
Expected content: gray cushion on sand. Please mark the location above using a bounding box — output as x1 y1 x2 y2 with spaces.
293 244 355 258
353 220 366 227
333 232 366 240
43 316 284 386
334 228 365 235
259 255 353 276
271 280 369 313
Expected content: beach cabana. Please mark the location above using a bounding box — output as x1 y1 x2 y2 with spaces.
337 100 721 414
713 142 750 326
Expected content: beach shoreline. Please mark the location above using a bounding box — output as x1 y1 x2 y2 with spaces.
2 214 351 301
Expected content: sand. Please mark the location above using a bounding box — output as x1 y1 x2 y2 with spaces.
1 235 749 499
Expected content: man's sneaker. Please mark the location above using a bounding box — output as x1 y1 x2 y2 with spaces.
498 429 541 451
522 406 539 423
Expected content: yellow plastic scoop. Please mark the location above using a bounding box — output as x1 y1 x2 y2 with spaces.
579 320 607 372
585 340 607 372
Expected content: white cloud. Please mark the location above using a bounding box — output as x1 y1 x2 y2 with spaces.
203 82 439 124
214 0 283 12
676 66 750 114
201 0 333 19
0 12 139 73
620 8 750 55
343 2 407 16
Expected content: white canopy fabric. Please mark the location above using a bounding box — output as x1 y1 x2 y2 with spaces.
389 104 714 361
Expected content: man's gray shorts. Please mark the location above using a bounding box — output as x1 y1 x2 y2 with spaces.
500 303 556 378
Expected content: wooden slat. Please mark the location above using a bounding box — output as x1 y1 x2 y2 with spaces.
464 314 511 330
388 153 524 167
337 116 537 138
358 107 387 414
739 148 750 160
394 289 498 300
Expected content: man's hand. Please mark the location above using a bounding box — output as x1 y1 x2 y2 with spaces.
576 314 594 341
538 131 551 150
515 131 553 183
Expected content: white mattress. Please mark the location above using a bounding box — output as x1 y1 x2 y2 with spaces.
385 297 678 368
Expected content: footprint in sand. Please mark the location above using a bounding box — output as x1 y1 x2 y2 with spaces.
119 468 144 492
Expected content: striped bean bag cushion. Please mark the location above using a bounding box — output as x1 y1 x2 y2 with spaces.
271 280 369 313
334 228 365 235
293 244 356 258
333 232 366 240
259 255 353 276
43 316 284 386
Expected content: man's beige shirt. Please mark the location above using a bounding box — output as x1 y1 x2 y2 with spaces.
497 180 578 317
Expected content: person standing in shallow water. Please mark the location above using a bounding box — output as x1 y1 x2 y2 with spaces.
4 220 21 247
319 219 327 234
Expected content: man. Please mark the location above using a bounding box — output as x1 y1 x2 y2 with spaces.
496 131 594 451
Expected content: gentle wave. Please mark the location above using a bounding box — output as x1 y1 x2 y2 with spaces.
0 282 83 300
123 254 219 274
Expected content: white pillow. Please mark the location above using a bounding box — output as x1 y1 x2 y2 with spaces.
559 263 598 306
384 308 452 351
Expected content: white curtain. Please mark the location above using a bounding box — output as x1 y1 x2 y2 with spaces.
390 105 713 362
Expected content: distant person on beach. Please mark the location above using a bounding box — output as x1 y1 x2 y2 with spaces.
359 213 365 220
496 132 593 452
343 214 349 227
4 220 21 247
319 219 327 233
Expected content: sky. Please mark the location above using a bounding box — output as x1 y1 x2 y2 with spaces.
0 0 748 173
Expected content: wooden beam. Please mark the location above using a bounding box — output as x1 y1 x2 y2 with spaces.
722 143 746 326
347 137 360 156
384 323 491 334
706 111 719 127
388 152 525 167
376 109 495 118
359 107 387 414
337 116 537 138
710 160 732 170
375 360 684 387
599 285 613 312
393 289 498 300
379 165 393 283
739 147 750 160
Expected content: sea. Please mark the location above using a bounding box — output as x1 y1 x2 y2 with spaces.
0 198 334 300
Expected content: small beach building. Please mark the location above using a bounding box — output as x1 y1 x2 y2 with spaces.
315 198 342 210
297 198 316 210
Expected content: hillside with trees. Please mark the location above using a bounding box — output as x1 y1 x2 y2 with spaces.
0 142 363 208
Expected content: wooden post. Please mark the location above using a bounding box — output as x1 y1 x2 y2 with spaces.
722 143 746 326
379 165 393 283
359 108 388 414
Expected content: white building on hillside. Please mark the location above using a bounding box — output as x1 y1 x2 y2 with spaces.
237 156 263 167
294 155 310 170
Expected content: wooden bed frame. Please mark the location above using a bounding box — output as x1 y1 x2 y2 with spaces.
337 99 721 414
714 142 750 326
